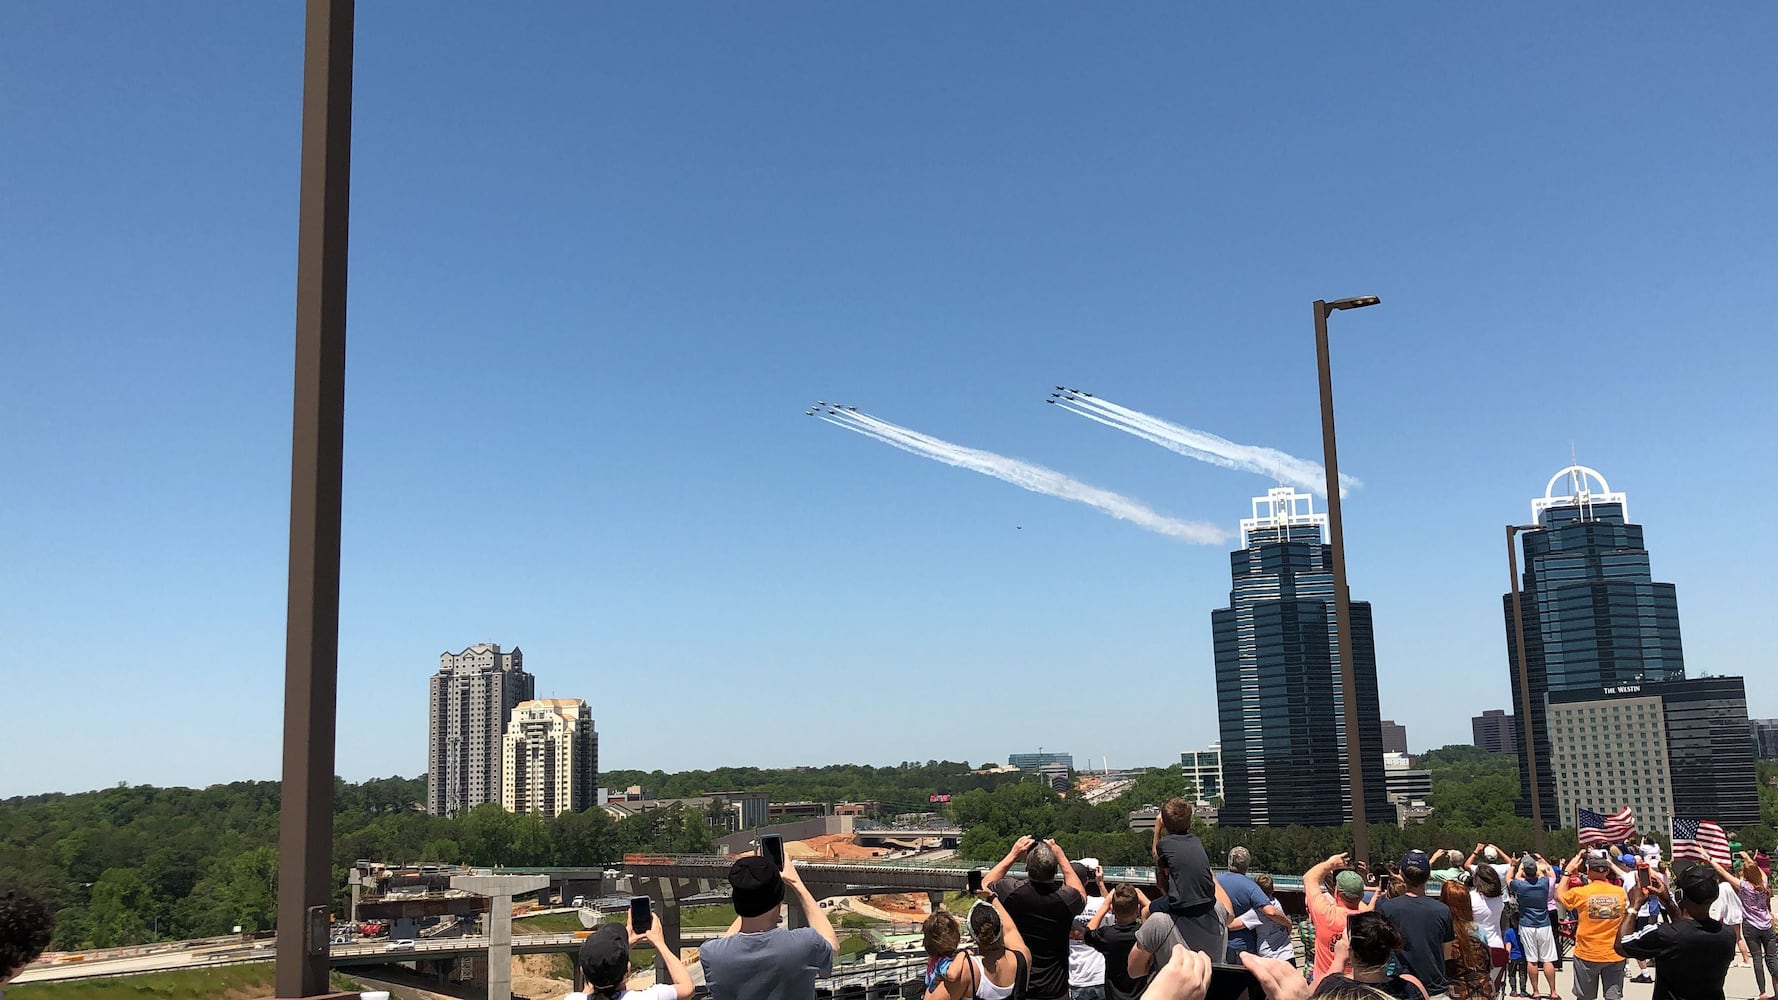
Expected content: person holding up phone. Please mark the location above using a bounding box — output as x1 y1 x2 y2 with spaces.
567 913 696 1000
699 850 838 1000
985 836 1088 1000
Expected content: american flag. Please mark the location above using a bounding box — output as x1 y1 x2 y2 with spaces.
1578 806 1636 846
1671 818 1731 867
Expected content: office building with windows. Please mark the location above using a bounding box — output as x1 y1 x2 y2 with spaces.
1379 720 1409 756
1504 467 1685 825
1753 719 1778 760
1181 743 1223 804
1472 709 1518 755
1548 677 1758 830
1212 487 1391 828
1008 751 1074 771
501 699 599 817
428 643 536 816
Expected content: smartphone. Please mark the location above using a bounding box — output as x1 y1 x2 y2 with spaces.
1636 865 1650 890
630 895 652 934
1206 963 1262 1000
967 869 984 894
760 834 785 870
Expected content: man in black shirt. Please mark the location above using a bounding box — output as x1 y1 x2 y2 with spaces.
987 836 1088 1000
1082 884 1146 1000
1617 863 1736 1000
1375 850 1453 996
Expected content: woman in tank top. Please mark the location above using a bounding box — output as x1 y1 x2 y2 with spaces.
924 895 1031 1000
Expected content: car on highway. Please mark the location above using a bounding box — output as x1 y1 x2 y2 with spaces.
383 939 417 951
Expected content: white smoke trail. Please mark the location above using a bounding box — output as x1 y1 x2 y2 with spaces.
820 410 1229 545
1060 393 1359 498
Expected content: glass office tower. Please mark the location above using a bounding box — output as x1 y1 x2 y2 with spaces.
1504 466 1685 825
1214 488 1391 828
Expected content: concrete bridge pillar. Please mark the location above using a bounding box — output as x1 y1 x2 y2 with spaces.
452 873 549 1000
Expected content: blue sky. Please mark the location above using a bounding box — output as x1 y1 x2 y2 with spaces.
3 4 1774 796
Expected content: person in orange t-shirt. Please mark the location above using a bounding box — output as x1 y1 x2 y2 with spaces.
1557 850 1629 1000
1302 852 1373 982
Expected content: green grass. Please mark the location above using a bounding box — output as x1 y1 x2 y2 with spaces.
837 937 871 957
9 963 361 1000
515 910 587 933
833 911 885 929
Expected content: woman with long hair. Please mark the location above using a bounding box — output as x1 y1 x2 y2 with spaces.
1712 851 1777 1000
1439 879 1493 1000
924 894 1031 1000
1468 864 1509 987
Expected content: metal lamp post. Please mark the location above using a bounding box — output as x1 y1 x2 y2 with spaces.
1313 295 1380 865
1506 523 1548 855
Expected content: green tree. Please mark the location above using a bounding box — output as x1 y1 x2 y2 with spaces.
87 868 154 947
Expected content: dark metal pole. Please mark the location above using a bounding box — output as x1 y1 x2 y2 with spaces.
1506 525 1548 854
1315 300 1369 866
275 1 353 997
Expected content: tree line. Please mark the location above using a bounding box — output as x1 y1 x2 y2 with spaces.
6 751 1770 952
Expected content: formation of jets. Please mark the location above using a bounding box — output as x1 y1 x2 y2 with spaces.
1047 386 1092 404
805 401 859 416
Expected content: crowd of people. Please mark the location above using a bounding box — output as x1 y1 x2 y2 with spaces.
4 805 1773 1000
556 798 1761 1000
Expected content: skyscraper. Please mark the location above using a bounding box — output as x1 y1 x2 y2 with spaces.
1504 467 1686 825
428 643 536 816
1471 709 1518 755
502 699 599 817
1213 487 1391 828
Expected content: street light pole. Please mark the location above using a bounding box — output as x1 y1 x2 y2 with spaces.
1314 295 1379 865
1506 524 1548 854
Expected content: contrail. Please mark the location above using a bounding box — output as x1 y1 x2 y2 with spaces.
1056 392 1359 498
818 408 1229 544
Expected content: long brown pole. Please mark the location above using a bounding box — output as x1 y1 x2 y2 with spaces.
1315 300 1369 865
275 1 353 996
1507 525 1547 854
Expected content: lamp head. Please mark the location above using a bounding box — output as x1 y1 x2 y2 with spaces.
1327 295 1381 311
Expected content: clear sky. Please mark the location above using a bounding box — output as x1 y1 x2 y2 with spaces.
3 4 1775 796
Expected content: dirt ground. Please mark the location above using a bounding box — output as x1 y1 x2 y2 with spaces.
787 834 889 861
855 892 929 919
513 953 575 999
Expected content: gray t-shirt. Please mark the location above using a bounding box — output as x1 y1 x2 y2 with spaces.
1134 907 1227 978
699 927 834 1000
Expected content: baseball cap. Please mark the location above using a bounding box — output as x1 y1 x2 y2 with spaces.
1619 853 1639 868
1079 857 1101 872
577 923 629 991
1676 865 1718 904
1400 850 1431 874
728 856 785 918
1585 850 1612 870
1335 870 1365 901
1482 847 1501 863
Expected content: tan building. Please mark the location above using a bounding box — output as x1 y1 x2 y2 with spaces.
501 699 598 817
1547 693 1672 832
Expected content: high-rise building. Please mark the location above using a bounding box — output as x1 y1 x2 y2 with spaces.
1504 467 1685 825
1472 709 1518 755
1008 751 1074 771
428 643 536 816
1379 720 1409 756
1754 719 1778 760
1181 743 1223 805
1213 487 1391 828
1547 677 1758 830
501 699 599 817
